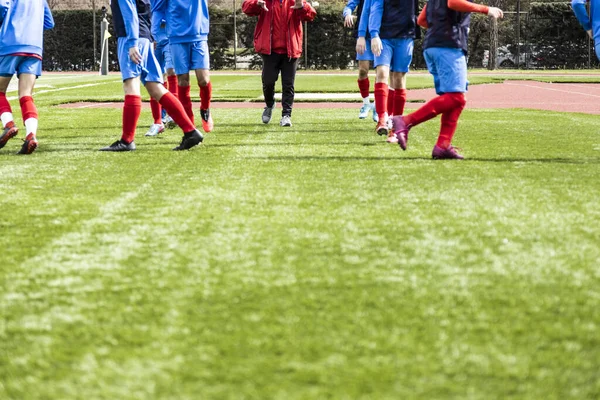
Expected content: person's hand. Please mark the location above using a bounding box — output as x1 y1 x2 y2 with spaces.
356 37 366 55
587 29 593 39
257 0 268 11
129 46 142 64
344 15 355 28
371 37 382 56
487 7 503 19
291 0 304 9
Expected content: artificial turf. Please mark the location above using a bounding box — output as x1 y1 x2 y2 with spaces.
0 73 599 399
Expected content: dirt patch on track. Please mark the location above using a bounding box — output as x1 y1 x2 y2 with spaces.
59 80 600 114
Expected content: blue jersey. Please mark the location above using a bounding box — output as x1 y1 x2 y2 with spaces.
151 0 210 44
0 0 54 57
111 0 152 50
572 0 600 43
357 0 371 37
368 0 418 39
152 15 169 45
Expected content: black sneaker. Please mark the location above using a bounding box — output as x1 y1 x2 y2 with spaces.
173 129 203 151
99 139 136 152
0 124 18 150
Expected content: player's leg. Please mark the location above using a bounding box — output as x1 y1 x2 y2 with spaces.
391 38 413 118
195 67 212 133
356 43 376 121
391 47 466 157
146 41 166 136
373 40 392 135
0 65 17 150
164 66 178 129
146 82 202 150
431 48 467 159
261 53 280 124
191 40 213 133
143 41 202 150
170 42 195 124
100 37 145 151
16 72 39 154
280 55 299 127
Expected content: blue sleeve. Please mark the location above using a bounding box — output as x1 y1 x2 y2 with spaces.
151 0 167 14
43 1 55 30
572 0 592 31
118 0 139 48
368 0 383 38
343 0 359 18
151 8 165 38
357 0 371 37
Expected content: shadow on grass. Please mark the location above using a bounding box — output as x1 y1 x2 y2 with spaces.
248 155 600 164
208 141 378 148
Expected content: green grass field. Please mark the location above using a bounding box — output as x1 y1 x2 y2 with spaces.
1 72 600 399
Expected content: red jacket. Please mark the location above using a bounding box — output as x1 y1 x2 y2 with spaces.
242 0 316 59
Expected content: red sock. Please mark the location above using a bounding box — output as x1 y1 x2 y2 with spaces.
167 75 178 96
387 87 395 116
394 89 407 116
178 85 194 124
357 78 370 99
200 81 212 110
121 95 142 143
437 94 466 149
0 92 12 115
150 98 162 124
374 82 388 120
159 92 195 133
404 92 464 127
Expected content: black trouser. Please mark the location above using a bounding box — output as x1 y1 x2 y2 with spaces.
261 53 299 117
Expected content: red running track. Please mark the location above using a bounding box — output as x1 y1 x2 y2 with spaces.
60 81 600 115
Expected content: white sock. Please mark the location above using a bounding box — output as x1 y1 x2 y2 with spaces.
362 96 370 105
1 112 13 127
24 118 38 136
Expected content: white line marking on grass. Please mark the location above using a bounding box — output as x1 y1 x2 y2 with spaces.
7 81 120 100
74 102 114 109
504 81 600 98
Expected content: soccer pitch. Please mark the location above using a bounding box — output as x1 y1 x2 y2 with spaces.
1 72 599 399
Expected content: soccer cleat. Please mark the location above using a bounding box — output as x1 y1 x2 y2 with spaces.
432 145 464 160
391 115 410 151
375 116 389 136
173 129 203 151
358 103 370 119
145 123 165 137
0 124 18 150
200 108 213 133
372 104 379 123
386 130 398 144
17 133 38 155
99 139 136 152
163 115 177 129
262 103 275 124
280 115 292 127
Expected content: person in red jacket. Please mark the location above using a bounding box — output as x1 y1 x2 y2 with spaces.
242 0 316 127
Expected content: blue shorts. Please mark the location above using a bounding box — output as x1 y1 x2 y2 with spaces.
0 56 42 77
155 41 174 72
595 43 600 62
374 38 413 72
424 47 468 94
117 37 163 85
170 40 210 75
356 39 374 61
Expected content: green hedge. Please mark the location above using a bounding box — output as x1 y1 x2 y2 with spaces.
44 10 118 71
43 4 596 71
